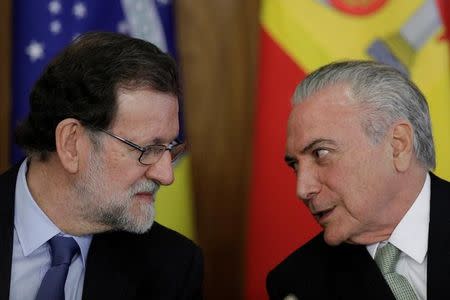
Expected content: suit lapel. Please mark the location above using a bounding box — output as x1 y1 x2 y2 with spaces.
334 243 395 300
0 165 20 300
427 173 450 299
82 232 139 300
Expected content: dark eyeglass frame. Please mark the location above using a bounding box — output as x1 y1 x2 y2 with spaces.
96 128 185 166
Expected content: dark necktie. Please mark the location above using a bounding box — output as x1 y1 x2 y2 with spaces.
35 236 79 300
374 243 418 300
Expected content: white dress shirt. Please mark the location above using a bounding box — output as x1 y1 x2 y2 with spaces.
366 173 430 300
10 160 92 300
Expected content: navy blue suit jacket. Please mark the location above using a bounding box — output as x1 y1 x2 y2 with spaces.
267 173 450 300
0 164 203 300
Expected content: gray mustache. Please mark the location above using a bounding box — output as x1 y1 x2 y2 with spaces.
130 180 160 195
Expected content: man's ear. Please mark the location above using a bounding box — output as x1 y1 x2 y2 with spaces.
390 121 414 172
55 118 85 174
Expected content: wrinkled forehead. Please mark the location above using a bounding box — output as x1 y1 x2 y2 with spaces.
112 88 179 139
289 84 360 120
287 86 365 148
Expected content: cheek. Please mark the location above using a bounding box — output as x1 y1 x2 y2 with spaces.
334 160 392 221
322 159 374 214
99 163 143 191
101 149 144 183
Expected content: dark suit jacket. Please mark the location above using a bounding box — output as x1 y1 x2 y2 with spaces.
266 173 450 300
0 164 203 300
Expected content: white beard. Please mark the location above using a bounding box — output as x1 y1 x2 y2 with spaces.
74 151 159 234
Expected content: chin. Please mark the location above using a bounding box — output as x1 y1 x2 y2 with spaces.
323 230 347 246
128 208 155 233
120 216 155 234
114 203 155 234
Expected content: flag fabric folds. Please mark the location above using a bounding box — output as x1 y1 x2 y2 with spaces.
11 0 195 239
245 1 450 299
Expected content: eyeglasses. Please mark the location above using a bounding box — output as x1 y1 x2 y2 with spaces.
96 128 185 166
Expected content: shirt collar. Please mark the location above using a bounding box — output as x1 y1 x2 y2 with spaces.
366 173 430 264
14 159 92 265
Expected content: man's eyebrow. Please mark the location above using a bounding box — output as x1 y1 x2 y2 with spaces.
300 138 336 154
143 136 178 146
285 138 336 164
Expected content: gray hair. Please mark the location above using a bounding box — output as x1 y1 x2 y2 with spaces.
293 60 435 170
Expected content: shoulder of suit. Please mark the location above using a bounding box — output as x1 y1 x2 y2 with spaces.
139 222 202 266
104 221 196 247
268 232 334 278
0 163 21 184
430 172 450 190
104 221 200 253
91 222 202 272
146 222 199 249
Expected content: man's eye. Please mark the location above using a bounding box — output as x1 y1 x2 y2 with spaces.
146 146 164 155
314 149 329 159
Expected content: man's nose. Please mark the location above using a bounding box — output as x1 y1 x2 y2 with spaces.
296 165 321 203
145 151 175 185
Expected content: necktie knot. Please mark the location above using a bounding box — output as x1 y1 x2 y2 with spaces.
375 242 400 274
49 236 79 266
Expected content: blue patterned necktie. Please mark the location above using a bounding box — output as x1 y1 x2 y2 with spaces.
374 243 418 300
35 236 79 300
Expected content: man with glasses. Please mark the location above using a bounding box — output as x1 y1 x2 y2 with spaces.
0 32 203 300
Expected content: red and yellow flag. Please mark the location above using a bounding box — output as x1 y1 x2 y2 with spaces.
245 1 450 299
